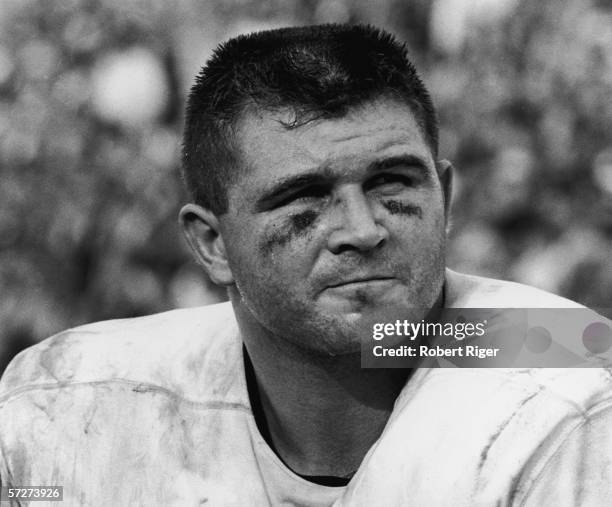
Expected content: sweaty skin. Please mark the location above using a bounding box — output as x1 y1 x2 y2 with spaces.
218 98 449 356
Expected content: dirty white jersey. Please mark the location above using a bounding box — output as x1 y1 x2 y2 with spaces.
1 269 611 506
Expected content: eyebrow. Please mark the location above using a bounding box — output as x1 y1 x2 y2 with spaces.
254 169 333 211
254 153 431 210
366 154 430 173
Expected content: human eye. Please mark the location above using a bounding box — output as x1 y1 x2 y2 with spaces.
274 184 328 208
366 173 415 193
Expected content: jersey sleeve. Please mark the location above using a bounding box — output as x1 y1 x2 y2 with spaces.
519 401 612 506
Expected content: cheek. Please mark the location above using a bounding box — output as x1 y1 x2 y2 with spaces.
259 210 319 257
385 198 447 253
382 200 423 218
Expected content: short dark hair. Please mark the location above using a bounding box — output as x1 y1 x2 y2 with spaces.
182 24 439 214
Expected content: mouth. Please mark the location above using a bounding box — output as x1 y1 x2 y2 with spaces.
326 276 395 289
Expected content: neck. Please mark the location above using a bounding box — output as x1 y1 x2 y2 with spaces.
235 304 411 478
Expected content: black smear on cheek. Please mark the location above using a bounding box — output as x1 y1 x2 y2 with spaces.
383 200 423 218
260 210 319 256
291 210 318 232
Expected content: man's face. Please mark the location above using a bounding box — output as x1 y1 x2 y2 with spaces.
218 98 448 355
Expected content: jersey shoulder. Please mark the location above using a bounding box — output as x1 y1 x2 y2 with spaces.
0 302 239 402
349 366 612 505
445 268 584 308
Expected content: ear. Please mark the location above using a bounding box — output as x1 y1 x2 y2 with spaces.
179 204 234 286
436 159 453 222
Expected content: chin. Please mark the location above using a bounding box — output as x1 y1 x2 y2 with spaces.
309 336 363 357
297 313 375 357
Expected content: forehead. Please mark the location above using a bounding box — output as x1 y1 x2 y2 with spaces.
232 99 434 191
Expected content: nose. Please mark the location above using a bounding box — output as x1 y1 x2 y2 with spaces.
326 188 388 254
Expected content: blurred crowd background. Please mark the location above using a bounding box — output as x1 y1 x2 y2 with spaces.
1 0 611 373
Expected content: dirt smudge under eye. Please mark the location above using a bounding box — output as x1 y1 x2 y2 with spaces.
383 200 423 218
290 210 318 231
260 210 319 255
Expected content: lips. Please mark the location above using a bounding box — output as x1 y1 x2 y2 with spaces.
325 276 395 289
